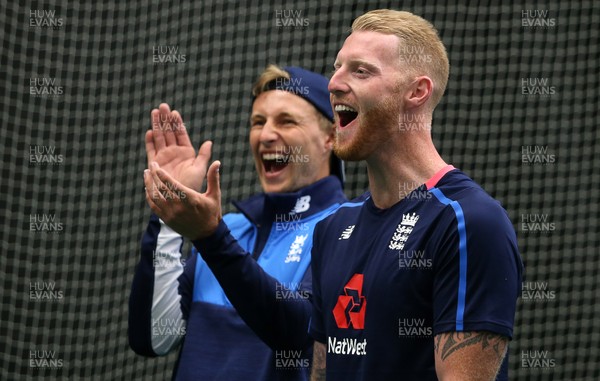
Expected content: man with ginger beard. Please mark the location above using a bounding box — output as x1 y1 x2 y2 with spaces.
129 65 346 380
307 9 523 381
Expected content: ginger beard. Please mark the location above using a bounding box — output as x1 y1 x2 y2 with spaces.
333 92 403 161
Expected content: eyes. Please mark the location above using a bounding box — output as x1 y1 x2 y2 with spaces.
251 117 298 129
332 64 370 78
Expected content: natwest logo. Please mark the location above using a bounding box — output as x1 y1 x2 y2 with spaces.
333 274 366 329
327 336 367 356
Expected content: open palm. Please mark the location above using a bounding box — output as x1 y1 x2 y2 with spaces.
146 103 211 192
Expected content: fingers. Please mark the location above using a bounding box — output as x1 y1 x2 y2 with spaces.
145 130 156 167
172 110 192 147
149 159 220 202
194 140 213 171
145 162 220 241
151 103 189 150
151 162 191 202
144 169 165 214
158 103 177 146
205 160 221 200
150 108 166 151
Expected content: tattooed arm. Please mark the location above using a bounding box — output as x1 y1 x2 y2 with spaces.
434 331 508 381
310 341 326 381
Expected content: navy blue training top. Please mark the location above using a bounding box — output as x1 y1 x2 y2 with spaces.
129 176 347 381
309 166 523 380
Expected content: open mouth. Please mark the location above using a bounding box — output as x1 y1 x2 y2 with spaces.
262 152 289 174
334 104 358 128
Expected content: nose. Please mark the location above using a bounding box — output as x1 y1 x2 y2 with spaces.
259 119 278 145
328 68 349 96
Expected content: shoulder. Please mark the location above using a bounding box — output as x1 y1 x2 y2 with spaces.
458 188 514 237
430 172 515 235
428 177 520 271
315 193 368 228
311 194 368 252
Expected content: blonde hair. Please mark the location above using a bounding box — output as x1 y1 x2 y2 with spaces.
252 64 333 133
251 64 290 97
352 9 449 109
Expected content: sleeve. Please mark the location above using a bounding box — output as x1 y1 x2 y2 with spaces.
432 199 523 339
128 213 192 356
192 220 313 351
307 222 326 343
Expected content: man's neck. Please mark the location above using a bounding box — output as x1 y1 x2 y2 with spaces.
365 130 447 210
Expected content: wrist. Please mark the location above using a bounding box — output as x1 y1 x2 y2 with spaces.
191 219 233 262
191 215 222 241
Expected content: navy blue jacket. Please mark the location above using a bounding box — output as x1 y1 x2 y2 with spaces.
129 176 346 380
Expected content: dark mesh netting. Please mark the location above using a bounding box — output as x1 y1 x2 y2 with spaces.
1 1 598 380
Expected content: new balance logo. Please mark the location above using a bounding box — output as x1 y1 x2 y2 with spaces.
332 274 366 329
292 195 311 214
338 225 355 240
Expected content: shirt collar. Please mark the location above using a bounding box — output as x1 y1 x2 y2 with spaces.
232 176 346 226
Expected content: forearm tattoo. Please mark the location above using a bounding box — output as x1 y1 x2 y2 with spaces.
435 331 507 362
310 343 327 381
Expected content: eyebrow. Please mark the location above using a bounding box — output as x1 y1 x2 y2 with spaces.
250 111 299 121
333 58 380 73
275 112 296 118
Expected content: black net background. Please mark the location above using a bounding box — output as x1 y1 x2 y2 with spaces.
1 1 598 380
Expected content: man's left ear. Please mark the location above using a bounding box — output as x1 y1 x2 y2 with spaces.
405 76 433 109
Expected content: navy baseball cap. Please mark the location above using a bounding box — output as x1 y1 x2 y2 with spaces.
255 66 345 185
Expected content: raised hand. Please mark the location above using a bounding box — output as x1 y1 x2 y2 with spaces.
144 160 222 240
146 103 211 192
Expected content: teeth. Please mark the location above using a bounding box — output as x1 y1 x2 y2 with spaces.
334 104 357 113
262 153 287 161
